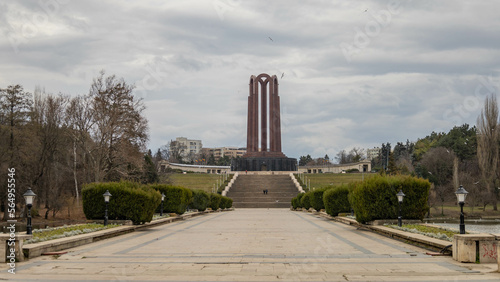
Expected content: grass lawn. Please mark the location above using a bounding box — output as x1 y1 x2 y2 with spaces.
169 172 368 192
388 224 458 241
429 204 500 218
296 173 370 189
25 223 120 244
169 173 228 192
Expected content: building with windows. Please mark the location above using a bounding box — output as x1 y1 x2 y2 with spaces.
171 137 202 159
202 147 246 161
366 147 380 160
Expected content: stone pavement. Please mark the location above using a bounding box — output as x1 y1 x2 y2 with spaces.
1 209 499 281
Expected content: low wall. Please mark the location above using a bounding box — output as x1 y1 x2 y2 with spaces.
166 163 231 174
222 173 239 196
298 161 371 174
453 234 498 263
289 173 305 193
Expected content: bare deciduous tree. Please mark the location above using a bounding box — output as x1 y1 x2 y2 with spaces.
335 147 365 164
476 93 499 210
0 85 33 220
89 71 148 181
420 147 456 215
65 95 95 203
30 89 71 219
167 140 184 163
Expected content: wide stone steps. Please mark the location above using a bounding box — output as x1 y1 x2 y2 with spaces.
227 175 299 208
229 196 294 202
233 202 291 208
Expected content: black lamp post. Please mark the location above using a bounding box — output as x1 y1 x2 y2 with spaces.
103 190 112 226
160 192 165 216
23 188 36 235
396 190 405 227
455 185 468 234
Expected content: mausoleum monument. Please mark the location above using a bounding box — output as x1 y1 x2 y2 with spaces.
231 73 297 171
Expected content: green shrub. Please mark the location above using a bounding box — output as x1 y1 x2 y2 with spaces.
310 187 330 211
183 188 193 209
82 181 161 224
295 193 304 208
291 194 300 209
190 189 210 211
323 184 352 216
220 196 233 209
291 193 304 209
209 193 222 210
349 175 430 223
219 196 228 209
149 184 192 214
300 192 312 210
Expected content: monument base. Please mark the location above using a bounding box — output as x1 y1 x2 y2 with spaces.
231 157 297 171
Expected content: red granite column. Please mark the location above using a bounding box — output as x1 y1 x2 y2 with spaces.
260 80 268 152
276 94 282 153
247 78 253 152
252 79 259 152
272 77 279 152
269 78 276 152
247 94 252 152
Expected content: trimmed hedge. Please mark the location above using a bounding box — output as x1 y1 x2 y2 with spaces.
219 196 233 209
300 192 312 210
226 196 233 209
191 189 210 211
209 193 222 210
150 184 192 214
82 181 161 225
296 193 304 208
323 184 352 216
349 175 430 223
183 188 193 210
310 187 330 211
291 193 304 209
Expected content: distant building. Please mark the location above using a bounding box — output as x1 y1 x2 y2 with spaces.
171 137 202 159
203 147 246 161
366 147 380 160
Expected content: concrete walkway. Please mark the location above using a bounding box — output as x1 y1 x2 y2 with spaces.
1 209 499 281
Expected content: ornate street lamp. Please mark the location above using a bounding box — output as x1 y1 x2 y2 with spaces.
396 190 405 227
103 190 112 226
160 192 165 216
455 185 468 234
23 188 37 235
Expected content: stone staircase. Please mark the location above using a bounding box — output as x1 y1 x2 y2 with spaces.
227 174 299 208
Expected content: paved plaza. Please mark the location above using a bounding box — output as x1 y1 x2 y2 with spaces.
1 209 499 281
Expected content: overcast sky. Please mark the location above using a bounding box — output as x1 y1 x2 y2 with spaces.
1 0 500 160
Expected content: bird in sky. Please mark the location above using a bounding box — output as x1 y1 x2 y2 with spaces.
364 9 368 12
281 72 284 79
268 36 273 41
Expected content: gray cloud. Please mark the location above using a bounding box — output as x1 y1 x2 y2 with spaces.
1 0 499 159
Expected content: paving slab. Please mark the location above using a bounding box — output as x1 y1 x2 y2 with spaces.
1 209 499 281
